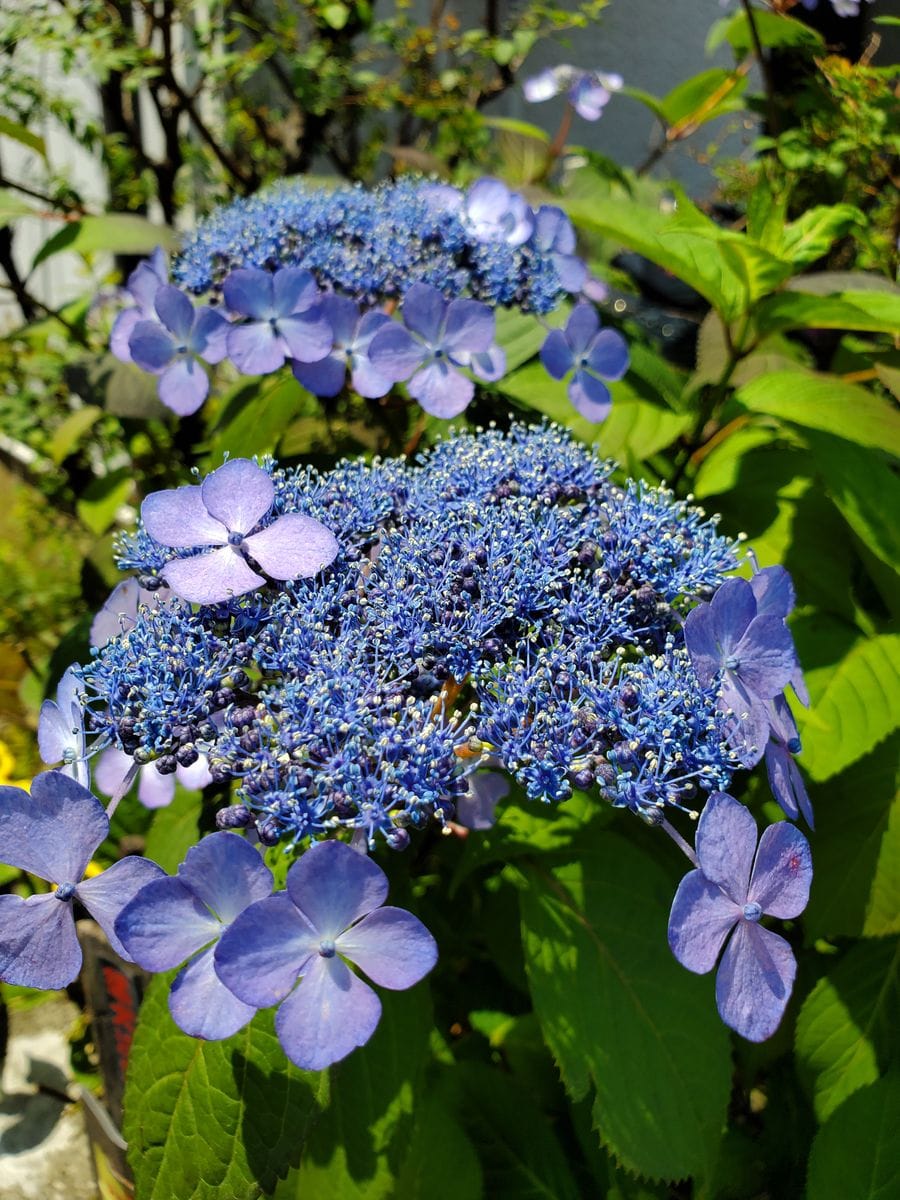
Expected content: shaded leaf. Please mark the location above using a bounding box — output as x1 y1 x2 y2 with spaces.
755 291 900 337
32 214 177 270
142 785 203 875
519 830 732 1182
806 1073 900 1200
796 938 900 1122
76 468 134 536
0 117 46 159
48 406 102 465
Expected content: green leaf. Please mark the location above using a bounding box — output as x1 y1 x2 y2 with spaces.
798 635 900 781
518 830 731 1182
802 735 900 941
493 307 549 373
565 196 747 320
806 1073 900 1200
716 8 823 55
76 468 134 536
804 433 900 576
657 68 747 129
124 976 325 1199
206 375 313 463
0 116 46 159
125 975 433 1200
692 424 776 499
31 213 177 270
779 204 864 268
456 1064 580 1199
482 115 550 145
47 405 102 465
321 2 350 29
393 1095 482 1200
734 372 900 454
142 786 203 874
796 938 900 1123
621 86 667 122
755 290 900 337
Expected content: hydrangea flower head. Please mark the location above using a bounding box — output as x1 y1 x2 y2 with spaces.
668 791 812 1041
38 666 89 789
214 840 437 1069
369 283 497 417
523 64 623 120
129 285 229 415
0 772 164 987
540 303 630 421
115 832 273 1038
222 267 332 374
141 458 339 603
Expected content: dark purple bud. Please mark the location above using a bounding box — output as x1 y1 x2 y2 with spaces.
175 743 199 768
385 827 410 851
216 804 252 829
256 817 281 846
156 755 178 775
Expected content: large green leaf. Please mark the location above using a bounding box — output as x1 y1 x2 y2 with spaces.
806 1073 900 1200
798 635 900 781
657 68 748 129
125 975 433 1200
518 830 731 1182
734 372 900 454
393 1094 482 1200
565 196 747 320
779 205 864 268
796 938 900 1123
803 736 900 941
804 433 900 576
493 306 552 374
755 290 900 337
456 1065 580 1200
206 375 314 463
123 976 325 1199
32 213 177 269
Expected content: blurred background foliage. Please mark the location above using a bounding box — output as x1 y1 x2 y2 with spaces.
0 2 898 1198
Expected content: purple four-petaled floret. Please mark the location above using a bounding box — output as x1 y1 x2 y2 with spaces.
214 839 437 1069
141 458 339 604
369 282 497 418
223 267 332 375
129 285 230 416
115 832 273 1039
668 791 812 1041
110 246 168 363
463 178 534 247
523 64 623 121
0 772 164 988
539 303 629 422
291 294 393 399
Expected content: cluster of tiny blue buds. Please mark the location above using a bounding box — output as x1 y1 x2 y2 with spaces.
174 178 572 314
85 422 745 845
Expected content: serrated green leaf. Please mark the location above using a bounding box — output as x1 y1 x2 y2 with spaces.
803 736 900 941
457 1064 580 1200
124 976 325 1199
755 290 900 337
32 213 177 270
519 831 731 1182
804 432 900 576
565 196 747 320
806 1073 900 1200
780 204 863 268
798 635 900 781
48 405 102 464
142 786 203 874
734 372 900 454
796 938 900 1123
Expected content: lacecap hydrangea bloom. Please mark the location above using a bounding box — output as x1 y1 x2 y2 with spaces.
109 176 627 425
3 423 813 1057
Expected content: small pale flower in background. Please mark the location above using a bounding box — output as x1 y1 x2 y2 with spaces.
523 65 623 121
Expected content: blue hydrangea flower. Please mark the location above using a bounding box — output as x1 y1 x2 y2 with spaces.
668 791 812 1042
129 285 229 415
369 283 496 417
523 64 623 120
463 178 534 247
291 294 393 398
531 206 587 294
141 458 339 604
214 840 437 1069
540 304 630 421
223 267 332 374
0 772 164 988
38 666 89 789
110 246 168 363
115 832 273 1039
